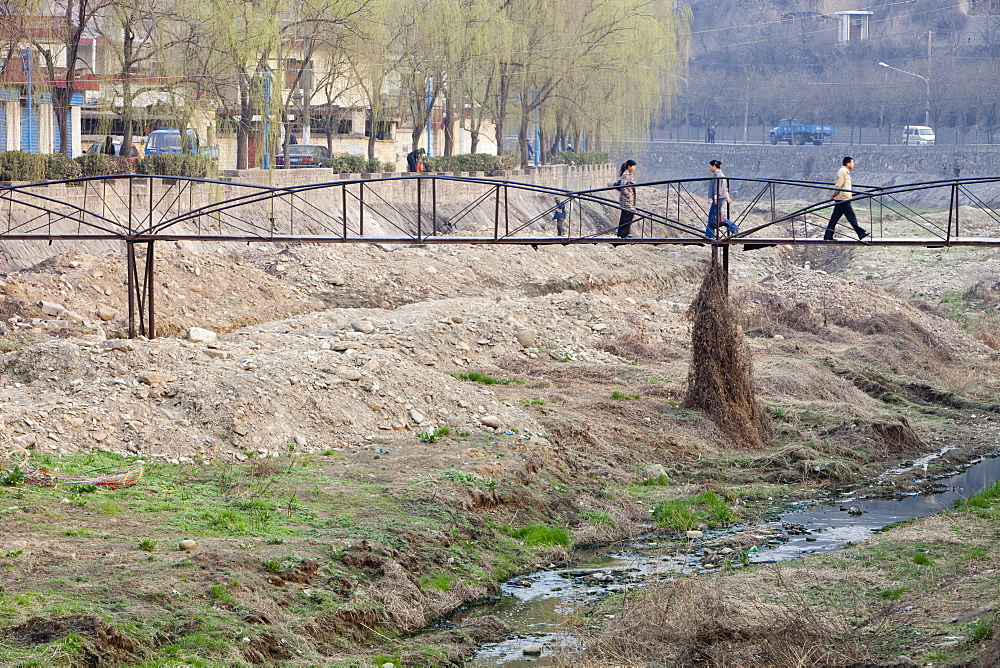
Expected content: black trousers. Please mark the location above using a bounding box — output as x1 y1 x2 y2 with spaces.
617 211 635 238
824 201 865 240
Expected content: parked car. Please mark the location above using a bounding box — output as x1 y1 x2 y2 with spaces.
902 125 935 145
144 129 200 155
86 139 143 162
274 144 330 167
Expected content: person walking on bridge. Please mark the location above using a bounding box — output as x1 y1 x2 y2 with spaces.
615 160 637 238
703 160 739 239
824 156 869 241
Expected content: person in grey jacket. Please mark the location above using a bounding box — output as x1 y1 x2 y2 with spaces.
703 160 739 239
616 160 637 238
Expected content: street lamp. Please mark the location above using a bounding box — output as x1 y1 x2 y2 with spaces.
878 61 930 126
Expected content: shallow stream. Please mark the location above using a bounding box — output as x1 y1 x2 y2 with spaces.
459 451 1000 665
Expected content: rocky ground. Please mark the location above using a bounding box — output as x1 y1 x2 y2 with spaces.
0 200 999 666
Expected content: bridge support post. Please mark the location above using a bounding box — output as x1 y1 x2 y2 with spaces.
948 183 958 243
712 244 730 294
126 241 136 339
125 240 156 339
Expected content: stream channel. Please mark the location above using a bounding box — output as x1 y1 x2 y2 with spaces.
454 448 1000 665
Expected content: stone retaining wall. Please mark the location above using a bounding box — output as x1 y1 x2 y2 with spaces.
632 142 1000 187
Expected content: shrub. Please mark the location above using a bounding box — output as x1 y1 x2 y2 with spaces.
0 151 44 182
43 153 82 180
136 153 215 178
137 538 158 552
76 154 133 177
420 153 520 173
549 150 610 165
322 155 393 173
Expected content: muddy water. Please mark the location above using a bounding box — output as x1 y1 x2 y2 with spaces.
460 454 1000 665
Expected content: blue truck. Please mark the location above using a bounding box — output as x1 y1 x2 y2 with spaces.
769 119 835 145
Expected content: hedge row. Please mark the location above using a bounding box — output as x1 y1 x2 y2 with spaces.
0 152 72 182
136 154 215 178
0 151 216 181
549 150 610 165
420 153 521 173
321 156 394 173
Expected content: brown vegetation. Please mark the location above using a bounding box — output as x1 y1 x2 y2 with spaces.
684 253 771 448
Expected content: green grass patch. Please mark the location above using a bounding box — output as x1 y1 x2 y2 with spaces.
580 510 614 526
652 491 737 533
417 425 452 443
969 615 996 642
419 572 457 592
508 524 571 548
878 587 907 600
611 390 641 401
638 474 669 486
911 552 935 566
956 480 1000 510
453 371 524 385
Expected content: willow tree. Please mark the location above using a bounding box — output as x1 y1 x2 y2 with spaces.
187 0 286 168
393 0 443 153
500 0 688 165
97 0 164 154
272 0 366 167
346 0 405 161
426 0 501 156
8 0 109 155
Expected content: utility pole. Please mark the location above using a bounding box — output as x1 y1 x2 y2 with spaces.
263 68 271 169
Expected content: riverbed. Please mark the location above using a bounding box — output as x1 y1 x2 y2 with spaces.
460 453 1000 665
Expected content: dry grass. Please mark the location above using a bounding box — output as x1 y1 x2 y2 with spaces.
757 358 874 405
683 253 771 449
560 575 867 667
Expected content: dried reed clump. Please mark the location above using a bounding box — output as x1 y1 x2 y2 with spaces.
565 577 865 667
683 256 770 449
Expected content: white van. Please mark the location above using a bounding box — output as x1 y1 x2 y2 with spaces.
902 125 935 145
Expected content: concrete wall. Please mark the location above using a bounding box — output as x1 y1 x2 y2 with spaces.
632 142 1000 188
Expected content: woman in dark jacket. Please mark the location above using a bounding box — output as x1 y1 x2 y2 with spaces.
616 159 637 238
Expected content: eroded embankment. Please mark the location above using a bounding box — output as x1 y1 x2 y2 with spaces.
0 226 999 665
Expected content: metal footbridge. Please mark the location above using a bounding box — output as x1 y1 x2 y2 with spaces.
1 173 998 336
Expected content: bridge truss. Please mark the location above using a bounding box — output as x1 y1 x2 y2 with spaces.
1 173 998 337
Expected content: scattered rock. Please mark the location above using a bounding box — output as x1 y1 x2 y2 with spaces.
481 415 502 429
138 371 172 385
38 300 65 316
646 463 667 478
409 409 425 423
350 320 375 334
96 305 117 321
338 368 363 381
178 540 197 551
522 644 542 656
515 330 535 347
187 327 217 343
686 530 704 540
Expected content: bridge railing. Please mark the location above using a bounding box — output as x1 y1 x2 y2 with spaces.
0 173 997 246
